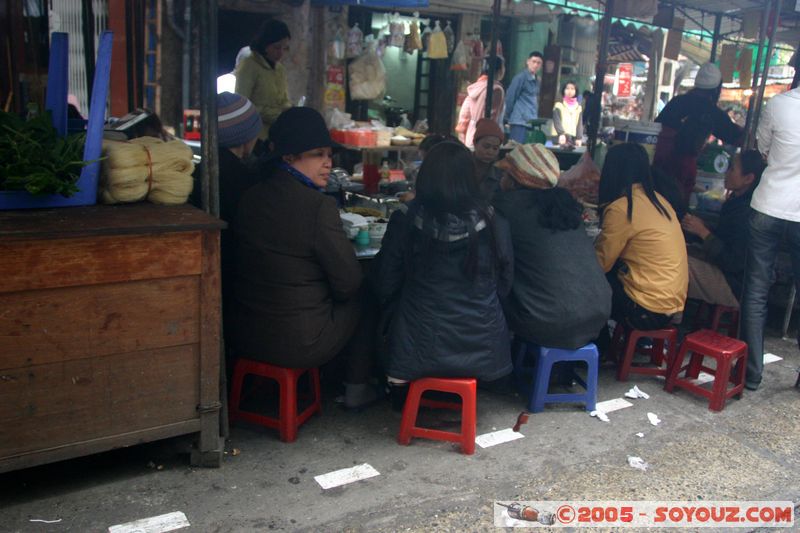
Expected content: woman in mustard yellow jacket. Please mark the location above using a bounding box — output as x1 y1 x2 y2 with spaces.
235 20 292 140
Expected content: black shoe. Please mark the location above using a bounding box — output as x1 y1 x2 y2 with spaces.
389 383 409 412
744 381 760 391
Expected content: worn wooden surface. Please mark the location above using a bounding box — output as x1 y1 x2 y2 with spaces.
0 203 222 473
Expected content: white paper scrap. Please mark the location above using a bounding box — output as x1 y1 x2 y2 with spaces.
314 463 380 490
763 353 783 364
692 372 716 385
595 398 634 413
108 512 189 533
590 410 610 422
624 385 650 399
635 432 645 438
30 519 62 524
476 428 525 448
627 456 649 471
647 412 661 426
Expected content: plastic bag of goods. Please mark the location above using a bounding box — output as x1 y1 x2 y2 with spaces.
100 137 194 205
349 48 387 101
557 151 600 205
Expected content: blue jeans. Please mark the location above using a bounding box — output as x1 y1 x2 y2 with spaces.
509 124 529 144
740 211 800 387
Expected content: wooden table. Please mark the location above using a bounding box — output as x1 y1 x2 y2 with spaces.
0 203 226 473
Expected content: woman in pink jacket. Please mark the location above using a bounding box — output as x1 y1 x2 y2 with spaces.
456 57 505 148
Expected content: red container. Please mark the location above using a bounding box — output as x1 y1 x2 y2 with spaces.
330 129 347 144
363 163 379 194
345 129 377 147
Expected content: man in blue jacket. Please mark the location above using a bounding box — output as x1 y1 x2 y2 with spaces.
504 51 543 143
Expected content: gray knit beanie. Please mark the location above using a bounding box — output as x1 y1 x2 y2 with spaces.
695 63 722 90
217 92 262 148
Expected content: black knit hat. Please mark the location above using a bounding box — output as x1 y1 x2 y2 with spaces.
268 107 338 157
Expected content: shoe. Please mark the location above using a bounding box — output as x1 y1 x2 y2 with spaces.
389 383 409 412
341 383 384 412
744 381 760 391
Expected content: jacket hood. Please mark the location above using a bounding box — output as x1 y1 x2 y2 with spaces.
413 207 489 242
466 78 488 101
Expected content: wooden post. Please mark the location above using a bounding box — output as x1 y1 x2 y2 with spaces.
749 0 782 148
587 0 615 156
484 0 501 119
742 5 771 148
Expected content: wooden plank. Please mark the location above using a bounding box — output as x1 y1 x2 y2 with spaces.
0 233 201 293
0 277 200 368
0 420 200 474
0 344 200 459
196 230 222 464
0 204 225 240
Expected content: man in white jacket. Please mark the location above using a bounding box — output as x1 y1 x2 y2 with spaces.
740 87 800 391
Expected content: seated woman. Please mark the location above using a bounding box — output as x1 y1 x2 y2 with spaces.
472 118 505 201
233 107 375 409
681 150 766 307
493 144 611 350
549 81 584 146
595 143 688 331
373 142 514 403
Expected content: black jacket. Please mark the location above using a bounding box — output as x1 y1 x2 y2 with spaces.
373 204 514 381
703 190 753 298
656 91 743 155
493 189 612 349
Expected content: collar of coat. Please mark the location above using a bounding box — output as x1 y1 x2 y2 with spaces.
412 206 490 242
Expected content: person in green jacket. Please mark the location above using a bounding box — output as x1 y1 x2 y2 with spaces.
235 19 292 140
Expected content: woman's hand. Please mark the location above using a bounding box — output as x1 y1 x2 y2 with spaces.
681 214 711 239
558 134 567 146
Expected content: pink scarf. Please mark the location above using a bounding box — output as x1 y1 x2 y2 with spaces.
564 96 578 107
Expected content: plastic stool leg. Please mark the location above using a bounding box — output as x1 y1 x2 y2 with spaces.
616 333 638 382
311 368 322 415
459 382 477 455
45 33 69 137
665 344 689 392
279 371 299 443
708 358 731 411
398 383 423 445
584 348 599 412
529 351 554 413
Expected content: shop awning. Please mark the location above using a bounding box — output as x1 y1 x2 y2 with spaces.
310 0 429 6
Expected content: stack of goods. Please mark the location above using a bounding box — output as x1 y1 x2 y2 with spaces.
99 136 194 205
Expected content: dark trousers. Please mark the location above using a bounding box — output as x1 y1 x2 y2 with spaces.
740 211 800 387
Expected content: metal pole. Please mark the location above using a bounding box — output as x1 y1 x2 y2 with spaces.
749 0 783 148
484 0 501 119
81 0 96 103
181 0 192 136
709 14 722 63
199 0 219 217
588 0 615 156
742 4 771 149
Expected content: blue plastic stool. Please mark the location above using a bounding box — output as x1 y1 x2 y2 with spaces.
513 341 599 413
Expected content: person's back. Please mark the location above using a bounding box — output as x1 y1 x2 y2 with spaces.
374 142 513 382
495 187 611 349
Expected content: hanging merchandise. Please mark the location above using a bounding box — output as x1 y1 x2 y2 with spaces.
738 49 753 88
468 35 484 80
451 40 468 71
349 37 387 100
328 27 345 62
346 23 364 59
421 24 432 52
404 18 422 54
428 21 448 59
389 12 406 48
719 44 737 83
443 21 455 54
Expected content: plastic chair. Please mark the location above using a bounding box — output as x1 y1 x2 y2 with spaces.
514 341 599 413
397 377 476 455
228 359 321 442
611 324 678 381
693 302 740 338
664 329 747 411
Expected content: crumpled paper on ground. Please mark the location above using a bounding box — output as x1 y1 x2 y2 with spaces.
590 410 610 422
624 385 650 400
628 456 649 471
647 412 661 426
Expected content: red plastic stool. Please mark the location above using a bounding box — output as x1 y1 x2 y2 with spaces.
611 324 678 381
229 359 321 442
664 329 747 411
693 302 740 338
397 377 476 455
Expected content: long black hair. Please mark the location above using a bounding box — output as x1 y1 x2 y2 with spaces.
251 19 291 56
530 187 583 231
412 141 500 280
599 143 671 221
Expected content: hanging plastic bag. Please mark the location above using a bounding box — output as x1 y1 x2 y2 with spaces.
328 28 345 61
404 20 422 54
346 23 364 59
450 41 468 71
389 13 406 48
349 40 387 100
428 21 448 59
421 25 432 52
443 21 455 54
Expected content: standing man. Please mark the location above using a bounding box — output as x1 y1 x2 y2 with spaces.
740 86 800 391
504 51 543 144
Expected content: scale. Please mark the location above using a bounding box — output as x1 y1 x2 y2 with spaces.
524 118 550 145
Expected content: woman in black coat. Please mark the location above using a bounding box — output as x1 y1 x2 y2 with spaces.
373 142 514 390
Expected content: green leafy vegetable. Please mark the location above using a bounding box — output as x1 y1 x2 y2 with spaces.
0 111 92 197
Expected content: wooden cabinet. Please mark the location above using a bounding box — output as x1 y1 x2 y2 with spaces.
0 204 225 473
